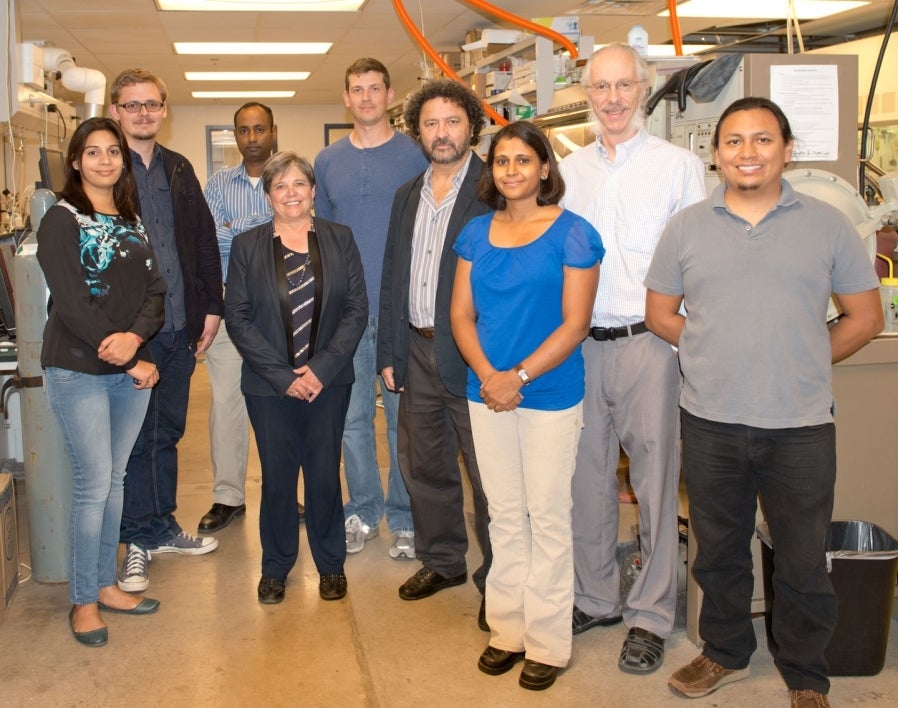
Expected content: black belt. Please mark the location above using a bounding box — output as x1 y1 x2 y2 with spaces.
589 321 648 341
409 324 435 339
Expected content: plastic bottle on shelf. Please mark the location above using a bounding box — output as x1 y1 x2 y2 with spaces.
628 25 649 56
876 253 898 333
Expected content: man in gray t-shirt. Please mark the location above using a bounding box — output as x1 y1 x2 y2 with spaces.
645 97 882 708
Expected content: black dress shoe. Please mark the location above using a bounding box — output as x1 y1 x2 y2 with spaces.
319 572 347 600
198 503 246 532
258 576 286 604
398 567 467 601
519 659 558 691
478 646 524 675
478 596 490 632
69 607 108 647
98 597 160 615
572 605 623 635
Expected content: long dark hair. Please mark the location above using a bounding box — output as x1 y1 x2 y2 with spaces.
477 121 565 210
61 117 138 221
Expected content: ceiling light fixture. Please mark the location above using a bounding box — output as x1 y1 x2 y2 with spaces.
175 42 331 54
192 90 296 98
185 71 310 80
158 0 365 10
660 0 869 19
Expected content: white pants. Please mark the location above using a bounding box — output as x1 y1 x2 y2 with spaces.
204 321 250 506
469 401 583 668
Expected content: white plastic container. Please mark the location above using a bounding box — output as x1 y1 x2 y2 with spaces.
628 25 649 56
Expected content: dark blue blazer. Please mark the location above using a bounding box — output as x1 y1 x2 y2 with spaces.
225 217 367 397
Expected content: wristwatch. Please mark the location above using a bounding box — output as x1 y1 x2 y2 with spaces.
513 364 531 386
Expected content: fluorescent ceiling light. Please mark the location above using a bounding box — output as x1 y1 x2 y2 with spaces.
158 0 364 10
192 90 296 98
660 0 869 19
175 42 331 54
185 71 310 80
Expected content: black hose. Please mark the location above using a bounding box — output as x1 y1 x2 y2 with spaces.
859 0 898 199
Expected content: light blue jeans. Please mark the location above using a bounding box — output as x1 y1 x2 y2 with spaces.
45 367 151 605
341 315 413 533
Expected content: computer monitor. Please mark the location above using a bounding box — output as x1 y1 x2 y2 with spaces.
38 147 67 193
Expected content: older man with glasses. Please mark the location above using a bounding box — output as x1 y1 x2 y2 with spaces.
558 43 706 675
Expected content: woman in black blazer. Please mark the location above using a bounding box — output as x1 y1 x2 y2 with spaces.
225 152 367 604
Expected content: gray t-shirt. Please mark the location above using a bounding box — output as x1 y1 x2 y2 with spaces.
645 180 879 429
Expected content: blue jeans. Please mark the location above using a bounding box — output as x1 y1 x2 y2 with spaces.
341 315 412 532
682 410 837 695
45 367 151 605
120 328 196 548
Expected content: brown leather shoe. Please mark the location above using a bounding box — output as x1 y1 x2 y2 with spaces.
668 655 750 698
790 689 831 708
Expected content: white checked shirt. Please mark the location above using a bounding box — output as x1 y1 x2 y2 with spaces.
408 152 472 328
560 130 706 327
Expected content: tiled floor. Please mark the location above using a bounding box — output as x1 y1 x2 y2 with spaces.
1 363 897 706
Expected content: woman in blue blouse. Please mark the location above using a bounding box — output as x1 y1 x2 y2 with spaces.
451 121 604 690
38 117 165 646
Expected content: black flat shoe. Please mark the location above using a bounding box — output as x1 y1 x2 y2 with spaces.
258 576 286 604
198 503 246 532
69 607 108 647
519 660 558 691
319 573 347 600
98 597 160 615
398 567 467 600
478 646 525 675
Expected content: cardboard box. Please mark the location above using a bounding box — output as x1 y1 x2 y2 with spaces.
0 472 19 624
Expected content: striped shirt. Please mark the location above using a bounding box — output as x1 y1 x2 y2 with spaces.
408 152 472 328
283 245 314 366
559 130 706 327
204 162 272 277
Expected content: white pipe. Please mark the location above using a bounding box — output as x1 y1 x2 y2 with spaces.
39 46 107 115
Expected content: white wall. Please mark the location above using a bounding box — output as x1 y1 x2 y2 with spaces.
159 102 352 185
813 34 898 125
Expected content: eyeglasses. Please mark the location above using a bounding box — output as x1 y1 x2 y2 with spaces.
116 100 165 113
584 79 646 96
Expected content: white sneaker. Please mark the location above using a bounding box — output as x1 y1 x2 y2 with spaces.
389 530 415 560
118 543 150 592
345 514 378 554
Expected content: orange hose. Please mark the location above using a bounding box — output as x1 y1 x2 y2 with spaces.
462 0 579 59
392 0 507 126
668 0 683 56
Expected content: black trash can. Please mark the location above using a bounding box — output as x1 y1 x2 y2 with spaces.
758 521 898 676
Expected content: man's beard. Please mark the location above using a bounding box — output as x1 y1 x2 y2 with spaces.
426 138 467 164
